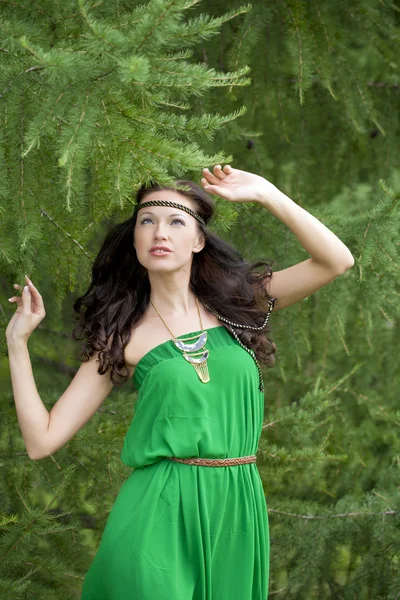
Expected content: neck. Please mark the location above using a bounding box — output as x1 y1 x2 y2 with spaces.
148 279 197 317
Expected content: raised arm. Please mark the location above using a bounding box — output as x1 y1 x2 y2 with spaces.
7 339 114 460
6 277 114 460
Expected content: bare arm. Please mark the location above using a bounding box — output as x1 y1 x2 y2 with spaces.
8 338 50 459
7 338 114 460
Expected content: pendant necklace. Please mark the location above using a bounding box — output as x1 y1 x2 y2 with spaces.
150 296 211 384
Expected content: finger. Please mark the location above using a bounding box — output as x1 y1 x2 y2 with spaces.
26 280 38 293
202 179 222 194
202 167 221 185
24 278 45 311
21 284 31 310
24 276 42 297
14 283 31 292
213 165 227 179
223 164 233 173
202 184 225 196
25 274 35 288
13 282 33 295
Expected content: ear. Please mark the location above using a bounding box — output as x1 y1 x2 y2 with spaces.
193 230 206 253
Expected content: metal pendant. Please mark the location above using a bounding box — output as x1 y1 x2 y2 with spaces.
172 332 210 383
172 331 207 352
183 350 210 383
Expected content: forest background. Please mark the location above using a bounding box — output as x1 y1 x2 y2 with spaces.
0 0 399 598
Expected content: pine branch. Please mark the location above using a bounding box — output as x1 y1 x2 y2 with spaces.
39 208 93 261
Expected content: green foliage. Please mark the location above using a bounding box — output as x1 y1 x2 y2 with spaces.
1 0 399 598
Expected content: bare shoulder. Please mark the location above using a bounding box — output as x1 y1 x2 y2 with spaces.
124 320 152 378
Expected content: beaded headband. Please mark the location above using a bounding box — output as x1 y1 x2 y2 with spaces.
133 199 206 227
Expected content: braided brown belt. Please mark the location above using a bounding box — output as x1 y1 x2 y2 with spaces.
166 455 257 467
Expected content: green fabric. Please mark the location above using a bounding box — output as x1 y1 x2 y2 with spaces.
81 325 270 599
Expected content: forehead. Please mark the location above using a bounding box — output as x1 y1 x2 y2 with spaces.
137 191 194 217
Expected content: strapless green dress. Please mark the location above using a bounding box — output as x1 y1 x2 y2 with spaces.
81 325 270 599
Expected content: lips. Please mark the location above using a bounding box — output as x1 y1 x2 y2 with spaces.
149 246 171 252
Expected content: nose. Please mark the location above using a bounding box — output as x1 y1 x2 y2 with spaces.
154 223 168 240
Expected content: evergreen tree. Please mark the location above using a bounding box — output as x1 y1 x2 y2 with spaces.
1 1 399 598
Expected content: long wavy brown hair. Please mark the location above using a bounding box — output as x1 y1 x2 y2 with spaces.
72 180 277 386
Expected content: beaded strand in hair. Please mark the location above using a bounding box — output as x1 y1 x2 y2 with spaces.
201 298 276 393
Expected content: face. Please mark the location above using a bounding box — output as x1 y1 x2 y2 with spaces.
133 191 205 271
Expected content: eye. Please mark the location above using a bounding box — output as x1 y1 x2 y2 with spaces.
140 218 185 225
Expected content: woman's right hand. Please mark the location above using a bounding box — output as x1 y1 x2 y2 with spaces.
6 275 46 343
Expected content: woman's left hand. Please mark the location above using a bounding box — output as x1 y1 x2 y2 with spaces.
200 165 279 204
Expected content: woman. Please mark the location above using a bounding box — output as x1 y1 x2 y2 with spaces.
6 164 354 599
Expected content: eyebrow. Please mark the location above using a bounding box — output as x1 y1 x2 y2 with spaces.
139 211 187 219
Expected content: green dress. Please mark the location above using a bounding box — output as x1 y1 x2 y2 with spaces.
81 325 270 599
